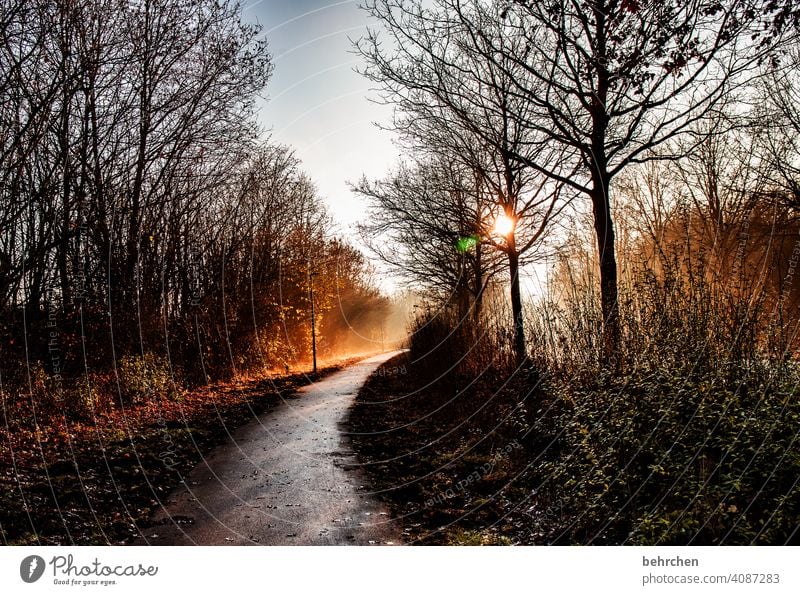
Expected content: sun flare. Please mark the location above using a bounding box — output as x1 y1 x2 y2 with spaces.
493 213 515 236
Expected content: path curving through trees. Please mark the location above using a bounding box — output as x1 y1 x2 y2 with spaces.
137 352 403 546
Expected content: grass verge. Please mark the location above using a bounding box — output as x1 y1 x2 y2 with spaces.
346 352 543 545
346 354 800 545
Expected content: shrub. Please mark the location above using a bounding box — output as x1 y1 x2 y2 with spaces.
522 246 800 544
15 363 110 421
529 367 800 544
117 353 180 405
408 296 518 384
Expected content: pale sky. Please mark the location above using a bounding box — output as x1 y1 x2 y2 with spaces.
244 0 397 236
243 0 548 297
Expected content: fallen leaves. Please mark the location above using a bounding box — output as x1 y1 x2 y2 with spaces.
1 362 350 545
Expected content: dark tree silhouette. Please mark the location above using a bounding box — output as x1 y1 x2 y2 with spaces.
357 0 570 362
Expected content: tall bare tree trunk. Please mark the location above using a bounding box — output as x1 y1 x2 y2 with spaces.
507 235 526 363
591 175 620 360
473 238 484 323
591 2 620 360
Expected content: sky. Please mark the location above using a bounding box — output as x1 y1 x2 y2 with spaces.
242 0 548 297
243 0 397 235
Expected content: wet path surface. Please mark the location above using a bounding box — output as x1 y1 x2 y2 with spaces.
137 353 402 545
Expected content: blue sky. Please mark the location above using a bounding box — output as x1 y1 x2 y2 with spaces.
243 0 397 236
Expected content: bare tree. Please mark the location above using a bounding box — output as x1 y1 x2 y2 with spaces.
356 154 504 320
757 42 800 211
357 0 570 361
444 0 795 356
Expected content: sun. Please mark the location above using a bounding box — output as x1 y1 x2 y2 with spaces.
493 213 515 236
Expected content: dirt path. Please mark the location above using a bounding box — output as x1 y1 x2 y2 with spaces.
136 352 402 545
